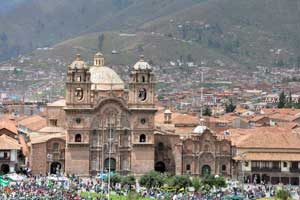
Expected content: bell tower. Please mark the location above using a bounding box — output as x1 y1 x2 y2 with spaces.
129 56 157 175
65 54 91 108
128 55 155 108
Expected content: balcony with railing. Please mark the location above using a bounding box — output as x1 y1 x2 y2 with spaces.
0 156 10 161
251 167 281 172
290 167 300 173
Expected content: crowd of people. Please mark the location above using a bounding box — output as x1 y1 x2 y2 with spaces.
0 174 299 199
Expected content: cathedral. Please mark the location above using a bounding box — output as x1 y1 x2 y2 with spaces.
29 52 232 177
65 53 156 176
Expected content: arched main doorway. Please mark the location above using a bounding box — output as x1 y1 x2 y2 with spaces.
201 165 211 176
0 164 9 174
104 158 116 172
50 162 62 174
155 161 166 173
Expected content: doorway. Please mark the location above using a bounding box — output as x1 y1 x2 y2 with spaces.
50 162 62 174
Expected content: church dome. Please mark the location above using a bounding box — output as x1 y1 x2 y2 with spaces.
193 125 207 135
133 56 152 70
69 54 88 70
89 66 124 90
164 109 172 114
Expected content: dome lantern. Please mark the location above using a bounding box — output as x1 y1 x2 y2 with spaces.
69 54 88 70
94 52 104 67
133 55 152 71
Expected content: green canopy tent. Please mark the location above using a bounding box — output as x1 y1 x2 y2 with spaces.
0 176 10 187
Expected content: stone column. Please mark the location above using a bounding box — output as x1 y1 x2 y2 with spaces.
174 142 183 175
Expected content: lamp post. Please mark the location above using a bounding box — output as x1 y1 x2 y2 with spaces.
239 152 247 197
180 136 185 175
107 117 114 200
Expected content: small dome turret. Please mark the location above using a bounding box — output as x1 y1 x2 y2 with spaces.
69 54 88 70
94 52 104 66
133 55 152 70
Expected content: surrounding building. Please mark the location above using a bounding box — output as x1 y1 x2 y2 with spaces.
230 127 300 185
0 118 23 174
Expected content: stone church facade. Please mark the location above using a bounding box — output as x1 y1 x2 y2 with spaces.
64 53 156 176
29 53 232 177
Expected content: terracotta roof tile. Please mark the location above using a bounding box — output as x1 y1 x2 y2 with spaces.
234 152 300 161
0 118 17 134
228 127 300 149
30 133 65 144
0 134 21 150
17 115 47 131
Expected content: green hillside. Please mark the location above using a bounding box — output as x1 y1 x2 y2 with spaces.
140 0 300 68
29 31 238 68
0 0 200 61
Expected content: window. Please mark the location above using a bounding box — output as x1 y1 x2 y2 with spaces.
186 164 191 171
50 119 58 127
252 161 259 168
53 143 59 151
140 118 146 124
75 134 82 142
157 142 164 151
3 152 8 159
244 161 249 167
222 165 226 171
283 162 288 168
142 76 145 82
138 88 147 101
139 134 146 143
75 88 84 101
261 161 270 168
291 162 299 169
76 118 81 124
272 161 280 168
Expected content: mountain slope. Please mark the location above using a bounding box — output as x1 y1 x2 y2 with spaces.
0 0 200 60
141 0 300 67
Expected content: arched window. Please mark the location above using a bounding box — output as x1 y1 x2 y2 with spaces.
157 142 164 151
138 88 147 101
186 164 191 171
75 88 84 101
142 76 145 82
53 143 59 151
75 134 82 142
222 165 226 171
139 134 146 143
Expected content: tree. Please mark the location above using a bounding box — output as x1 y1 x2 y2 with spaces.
278 91 286 108
214 176 227 188
169 175 191 191
191 177 201 192
98 34 105 51
203 106 212 116
225 99 236 113
110 174 122 187
122 175 136 190
276 189 290 200
139 171 164 190
201 175 227 189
